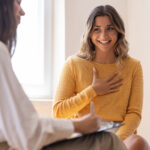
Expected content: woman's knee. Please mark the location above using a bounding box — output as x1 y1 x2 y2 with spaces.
124 135 150 150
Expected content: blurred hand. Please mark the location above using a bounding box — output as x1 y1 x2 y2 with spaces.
72 113 101 134
92 67 123 95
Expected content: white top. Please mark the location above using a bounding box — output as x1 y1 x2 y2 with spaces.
0 41 74 150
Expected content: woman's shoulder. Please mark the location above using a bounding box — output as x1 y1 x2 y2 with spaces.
123 56 142 72
0 41 11 71
66 55 88 64
0 41 9 57
124 56 141 65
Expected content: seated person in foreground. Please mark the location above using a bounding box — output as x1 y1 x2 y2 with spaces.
0 0 127 150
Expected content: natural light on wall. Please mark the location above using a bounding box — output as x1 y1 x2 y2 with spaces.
12 0 65 100
12 0 50 99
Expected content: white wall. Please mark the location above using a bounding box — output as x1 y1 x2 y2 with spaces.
126 0 150 143
51 0 66 95
65 0 150 142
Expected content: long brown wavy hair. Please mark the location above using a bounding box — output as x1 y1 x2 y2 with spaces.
0 0 17 56
78 5 129 65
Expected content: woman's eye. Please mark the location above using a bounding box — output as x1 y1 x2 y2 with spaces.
107 27 114 31
94 28 100 32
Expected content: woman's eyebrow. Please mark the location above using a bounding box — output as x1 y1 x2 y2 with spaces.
94 24 113 27
94 25 100 27
107 24 114 27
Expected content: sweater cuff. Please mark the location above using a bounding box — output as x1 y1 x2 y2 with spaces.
84 85 97 99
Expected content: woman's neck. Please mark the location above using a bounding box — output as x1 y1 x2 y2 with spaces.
94 50 116 64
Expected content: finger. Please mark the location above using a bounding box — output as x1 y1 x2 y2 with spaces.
110 82 123 89
105 89 120 94
109 77 123 85
102 89 119 95
106 72 118 82
90 101 95 114
92 67 98 80
96 117 102 130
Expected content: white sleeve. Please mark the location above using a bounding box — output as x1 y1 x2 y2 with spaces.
0 42 74 150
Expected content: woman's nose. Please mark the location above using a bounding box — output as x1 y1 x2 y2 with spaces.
20 7 25 16
99 30 108 40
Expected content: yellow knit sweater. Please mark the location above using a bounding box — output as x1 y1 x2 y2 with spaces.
53 55 143 140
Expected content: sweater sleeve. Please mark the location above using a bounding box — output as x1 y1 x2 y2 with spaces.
116 62 143 140
0 42 74 150
53 58 97 118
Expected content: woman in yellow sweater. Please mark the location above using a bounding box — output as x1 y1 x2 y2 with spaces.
53 5 150 150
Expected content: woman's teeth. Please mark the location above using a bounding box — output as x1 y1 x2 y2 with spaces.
98 40 111 44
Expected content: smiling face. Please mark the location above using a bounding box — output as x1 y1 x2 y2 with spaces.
90 16 118 54
13 0 25 25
